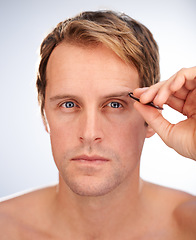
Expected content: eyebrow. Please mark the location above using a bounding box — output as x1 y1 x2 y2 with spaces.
102 91 130 99
49 94 79 102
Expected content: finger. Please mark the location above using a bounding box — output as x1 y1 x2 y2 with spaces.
134 80 172 108
133 87 149 97
167 88 196 117
170 67 196 91
133 101 173 147
183 89 196 118
134 87 188 113
142 69 194 106
135 81 165 104
166 95 184 114
152 74 180 106
173 85 189 100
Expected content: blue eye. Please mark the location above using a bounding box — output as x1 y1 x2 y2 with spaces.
62 101 76 108
108 102 122 108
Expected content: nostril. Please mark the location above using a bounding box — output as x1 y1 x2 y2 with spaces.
79 136 84 141
94 137 101 141
79 136 101 142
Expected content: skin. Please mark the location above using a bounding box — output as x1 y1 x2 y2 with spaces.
0 44 195 240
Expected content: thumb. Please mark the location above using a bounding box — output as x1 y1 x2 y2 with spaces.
134 101 173 147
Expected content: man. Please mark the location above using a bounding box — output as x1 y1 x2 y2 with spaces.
0 10 195 239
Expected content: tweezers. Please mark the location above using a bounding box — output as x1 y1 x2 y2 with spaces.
128 92 163 110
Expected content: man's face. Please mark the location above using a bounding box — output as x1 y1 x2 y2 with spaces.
45 43 149 197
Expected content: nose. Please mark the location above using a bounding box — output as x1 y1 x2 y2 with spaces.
78 108 104 144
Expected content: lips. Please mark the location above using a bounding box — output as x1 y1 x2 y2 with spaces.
71 155 110 162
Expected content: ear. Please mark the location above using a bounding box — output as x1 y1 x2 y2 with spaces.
145 124 155 138
42 111 50 134
44 121 50 133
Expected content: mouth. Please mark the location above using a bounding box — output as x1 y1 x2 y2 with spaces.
71 155 110 163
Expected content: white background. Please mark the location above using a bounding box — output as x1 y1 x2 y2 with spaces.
0 0 195 198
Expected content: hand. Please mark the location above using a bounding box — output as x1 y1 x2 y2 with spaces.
133 67 196 160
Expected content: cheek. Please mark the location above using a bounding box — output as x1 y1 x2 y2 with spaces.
50 122 76 145
109 112 146 157
48 117 79 160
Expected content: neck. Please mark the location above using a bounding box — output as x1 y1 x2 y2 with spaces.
51 168 146 239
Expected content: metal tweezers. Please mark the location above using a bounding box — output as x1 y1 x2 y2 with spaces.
128 92 163 110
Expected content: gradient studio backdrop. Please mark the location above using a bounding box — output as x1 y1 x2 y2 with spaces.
0 0 195 198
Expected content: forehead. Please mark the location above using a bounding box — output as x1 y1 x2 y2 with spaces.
46 43 140 96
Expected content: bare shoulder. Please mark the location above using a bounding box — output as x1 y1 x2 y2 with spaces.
143 181 196 237
174 194 196 235
0 185 57 239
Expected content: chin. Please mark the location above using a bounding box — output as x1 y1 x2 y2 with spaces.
64 175 123 197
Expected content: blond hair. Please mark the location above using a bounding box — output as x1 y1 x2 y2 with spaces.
36 10 160 118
